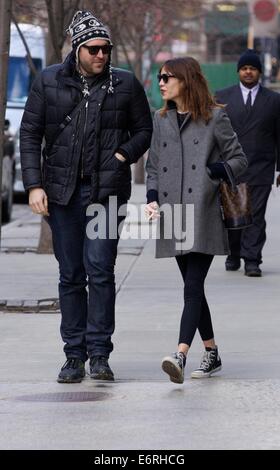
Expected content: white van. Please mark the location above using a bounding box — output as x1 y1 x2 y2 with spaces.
5 23 46 194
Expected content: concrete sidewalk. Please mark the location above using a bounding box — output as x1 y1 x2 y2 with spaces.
0 185 148 310
0 184 280 450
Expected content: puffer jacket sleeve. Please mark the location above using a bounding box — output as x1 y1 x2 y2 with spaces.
214 108 248 178
118 75 153 164
20 72 45 191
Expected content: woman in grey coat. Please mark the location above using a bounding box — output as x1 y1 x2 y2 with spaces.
145 57 247 384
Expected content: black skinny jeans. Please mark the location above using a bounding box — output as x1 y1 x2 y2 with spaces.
175 252 214 346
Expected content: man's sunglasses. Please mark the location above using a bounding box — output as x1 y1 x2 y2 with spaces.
157 73 176 84
82 44 113 55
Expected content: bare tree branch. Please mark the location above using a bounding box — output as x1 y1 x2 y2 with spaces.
11 12 38 76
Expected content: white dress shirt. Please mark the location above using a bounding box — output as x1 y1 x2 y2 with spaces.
239 82 260 106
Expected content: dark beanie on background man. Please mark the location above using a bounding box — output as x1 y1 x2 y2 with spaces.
67 10 114 93
237 49 262 73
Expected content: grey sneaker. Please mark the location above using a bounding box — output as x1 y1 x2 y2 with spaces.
191 347 222 379
161 352 186 384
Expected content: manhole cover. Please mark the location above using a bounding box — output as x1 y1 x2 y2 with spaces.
14 391 111 402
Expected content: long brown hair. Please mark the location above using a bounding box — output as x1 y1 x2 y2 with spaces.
160 57 223 122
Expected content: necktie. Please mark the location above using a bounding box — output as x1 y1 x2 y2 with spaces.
245 91 252 112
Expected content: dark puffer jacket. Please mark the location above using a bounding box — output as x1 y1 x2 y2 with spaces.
20 53 153 204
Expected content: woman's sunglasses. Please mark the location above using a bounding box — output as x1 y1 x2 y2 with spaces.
82 44 113 56
157 73 176 84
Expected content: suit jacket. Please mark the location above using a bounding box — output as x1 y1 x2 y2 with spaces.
215 84 280 185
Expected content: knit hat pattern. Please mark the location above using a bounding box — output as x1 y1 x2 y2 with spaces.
67 10 112 49
67 10 114 94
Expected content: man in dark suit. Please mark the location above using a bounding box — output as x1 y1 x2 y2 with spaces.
216 49 280 277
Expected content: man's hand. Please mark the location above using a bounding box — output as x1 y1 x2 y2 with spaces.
276 174 280 187
144 201 160 221
29 188 49 216
115 152 126 162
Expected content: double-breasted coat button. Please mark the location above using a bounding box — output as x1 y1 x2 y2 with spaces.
188 188 192 193
193 139 199 144
163 167 168 172
192 164 196 170
163 191 168 197
163 142 167 147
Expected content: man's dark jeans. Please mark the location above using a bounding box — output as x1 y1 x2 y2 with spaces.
46 181 126 362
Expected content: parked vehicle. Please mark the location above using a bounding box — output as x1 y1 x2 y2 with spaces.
1 120 15 223
13 128 22 195
5 23 46 195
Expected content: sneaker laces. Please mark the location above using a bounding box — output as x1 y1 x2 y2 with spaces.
62 358 81 370
90 356 109 368
199 350 216 371
174 352 186 369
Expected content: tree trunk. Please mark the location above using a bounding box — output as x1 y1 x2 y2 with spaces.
0 0 12 244
133 38 145 184
37 0 65 254
37 217 53 254
134 157 145 184
38 0 82 254
45 0 64 63
46 29 61 65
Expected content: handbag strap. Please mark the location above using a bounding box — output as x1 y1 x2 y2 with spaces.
221 161 237 191
47 94 88 153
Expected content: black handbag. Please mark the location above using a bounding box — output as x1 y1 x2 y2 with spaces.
219 162 253 230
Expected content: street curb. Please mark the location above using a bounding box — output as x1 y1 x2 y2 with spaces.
1 248 38 253
0 298 60 313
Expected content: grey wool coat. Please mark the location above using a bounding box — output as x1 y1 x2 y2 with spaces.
146 106 248 258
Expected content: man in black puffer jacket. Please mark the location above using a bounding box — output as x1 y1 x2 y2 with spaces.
20 10 152 383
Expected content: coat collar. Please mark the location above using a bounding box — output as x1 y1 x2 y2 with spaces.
166 101 192 134
223 85 269 136
166 108 180 135
229 83 267 106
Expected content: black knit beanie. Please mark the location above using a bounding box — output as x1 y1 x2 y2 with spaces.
237 49 262 73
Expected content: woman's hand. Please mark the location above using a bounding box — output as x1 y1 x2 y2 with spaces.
144 201 160 221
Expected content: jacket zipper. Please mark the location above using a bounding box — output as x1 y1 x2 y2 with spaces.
81 99 89 179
